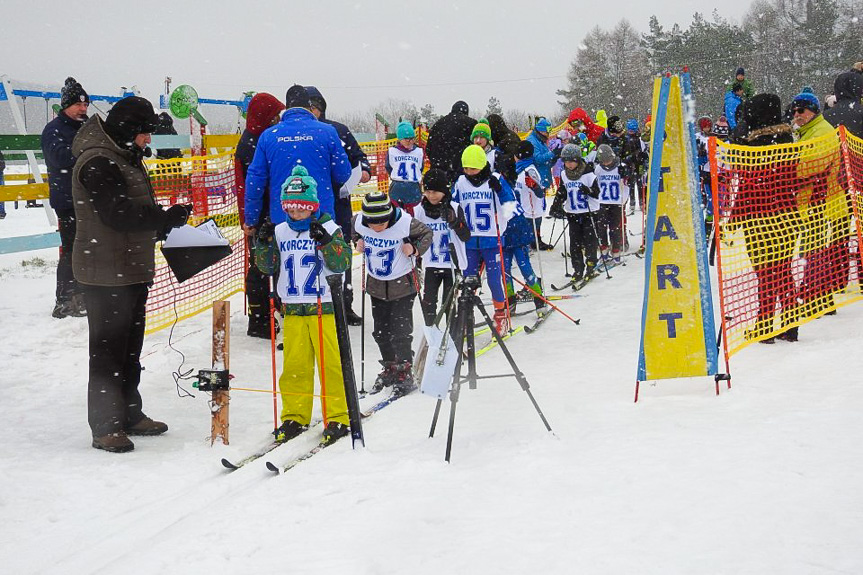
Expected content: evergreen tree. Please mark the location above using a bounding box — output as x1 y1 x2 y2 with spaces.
485 96 503 118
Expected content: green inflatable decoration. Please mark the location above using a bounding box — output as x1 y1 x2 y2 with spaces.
169 84 208 126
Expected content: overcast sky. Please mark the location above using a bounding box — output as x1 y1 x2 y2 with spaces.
2 0 753 119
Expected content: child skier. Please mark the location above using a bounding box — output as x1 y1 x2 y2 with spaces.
413 168 471 326
593 144 631 263
452 144 519 334
254 166 352 444
514 140 548 251
386 121 424 214
554 144 601 282
471 118 497 171
503 141 546 314
353 190 432 394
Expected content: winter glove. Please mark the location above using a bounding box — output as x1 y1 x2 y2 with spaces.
308 220 333 245
443 204 457 225
257 220 276 242
164 204 192 229
488 175 502 193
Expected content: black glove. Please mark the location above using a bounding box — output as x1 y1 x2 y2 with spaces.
488 175 501 193
257 220 276 241
308 220 333 245
164 204 191 229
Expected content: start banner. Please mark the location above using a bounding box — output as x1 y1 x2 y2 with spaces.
637 74 718 385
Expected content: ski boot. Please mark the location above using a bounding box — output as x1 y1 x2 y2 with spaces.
612 250 622 265
507 294 518 315
492 301 510 335
515 285 534 303
532 280 547 313
321 421 350 445
274 419 308 443
371 360 397 394
391 361 417 397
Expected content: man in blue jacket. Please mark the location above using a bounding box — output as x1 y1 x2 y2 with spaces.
724 82 745 131
526 118 555 189
244 85 352 227
41 77 90 319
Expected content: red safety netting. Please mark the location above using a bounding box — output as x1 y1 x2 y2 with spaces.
711 126 863 355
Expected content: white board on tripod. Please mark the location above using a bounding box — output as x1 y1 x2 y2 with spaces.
420 325 457 400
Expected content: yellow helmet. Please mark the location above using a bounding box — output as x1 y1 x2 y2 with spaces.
461 144 488 170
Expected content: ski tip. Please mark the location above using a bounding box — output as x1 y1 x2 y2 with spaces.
221 458 238 471
575 319 581 325
265 461 280 475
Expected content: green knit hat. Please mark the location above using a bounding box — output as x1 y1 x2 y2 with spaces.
280 165 319 212
471 118 492 143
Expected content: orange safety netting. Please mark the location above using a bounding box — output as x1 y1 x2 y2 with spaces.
711 127 863 355
145 151 245 334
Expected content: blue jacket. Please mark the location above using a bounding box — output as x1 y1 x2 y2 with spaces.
41 112 85 212
526 130 555 188
724 91 742 130
245 107 351 225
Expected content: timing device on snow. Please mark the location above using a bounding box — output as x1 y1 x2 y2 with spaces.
192 369 229 392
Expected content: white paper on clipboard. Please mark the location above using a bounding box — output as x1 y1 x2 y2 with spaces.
339 164 363 198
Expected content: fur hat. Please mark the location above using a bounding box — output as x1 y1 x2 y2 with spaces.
516 140 534 160
361 191 394 225
280 165 319 212
743 94 784 131
60 77 89 110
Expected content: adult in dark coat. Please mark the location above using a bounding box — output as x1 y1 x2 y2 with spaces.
823 70 863 139
152 112 182 159
41 77 89 318
426 101 476 182
728 94 799 344
234 93 285 338
71 96 191 452
305 85 372 325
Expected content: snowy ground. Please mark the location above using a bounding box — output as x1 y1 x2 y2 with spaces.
2 205 862 574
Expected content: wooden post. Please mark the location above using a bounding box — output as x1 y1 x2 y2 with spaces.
211 300 230 445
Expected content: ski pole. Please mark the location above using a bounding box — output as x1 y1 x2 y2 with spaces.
527 186 546 284
269 276 279 431
586 201 612 279
563 215 570 277
313 247 329 426
505 271 580 325
360 255 366 394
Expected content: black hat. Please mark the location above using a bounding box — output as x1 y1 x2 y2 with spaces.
285 85 311 109
361 191 394 225
451 101 469 115
422 168 450 195
608 115 625 134
304 86 327 114
743 94 783 131
105 96 159 147
60 77 89 110
516 140 534 160
736 67 745 76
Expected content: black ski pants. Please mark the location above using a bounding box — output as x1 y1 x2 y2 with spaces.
597 204 623 253
55 209 79 303
421 267 456 326
334 197 356 311
567 213 598 279
370 293 416 363
82 283 149 437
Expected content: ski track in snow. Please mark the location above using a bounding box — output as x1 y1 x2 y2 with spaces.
2 207 862 574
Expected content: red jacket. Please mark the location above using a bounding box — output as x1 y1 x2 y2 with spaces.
235 93 285 225
567 108 604 143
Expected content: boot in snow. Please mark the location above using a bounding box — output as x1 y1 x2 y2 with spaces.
322 421 350 445
92 431 134 453
492 301 510 335
391 361 417 397
371 360 397 394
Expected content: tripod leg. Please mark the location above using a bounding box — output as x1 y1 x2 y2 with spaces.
430 285 468 438
473 295 553 433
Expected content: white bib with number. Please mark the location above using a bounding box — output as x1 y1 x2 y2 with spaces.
452 175 506 238
594 165 630 206
561 171 600 215
274 219 341 304
516 165 545 218
355 212 415 280
388 146 424 183
413 202 468 270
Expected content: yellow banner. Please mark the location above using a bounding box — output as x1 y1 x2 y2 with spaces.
638 75 716 381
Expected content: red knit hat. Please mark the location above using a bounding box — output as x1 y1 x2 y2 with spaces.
245 93 285 136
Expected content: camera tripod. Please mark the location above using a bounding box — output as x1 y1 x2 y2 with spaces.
428 274 553 462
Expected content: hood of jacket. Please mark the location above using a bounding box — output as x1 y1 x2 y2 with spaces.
246 93 286 136
833 71 863 102
72 115 130 160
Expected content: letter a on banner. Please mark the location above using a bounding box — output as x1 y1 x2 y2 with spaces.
635 74 719 401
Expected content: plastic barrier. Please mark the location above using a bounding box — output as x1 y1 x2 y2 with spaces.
711 127 863 356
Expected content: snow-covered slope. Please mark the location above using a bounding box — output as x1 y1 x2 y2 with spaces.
2 206 861 574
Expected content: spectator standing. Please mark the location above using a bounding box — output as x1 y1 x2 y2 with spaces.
234 92 285 338
305 85 372 326
733 67 755 99
724 82 745 132
525 118 555 189
41 77 89 318
71 96 192 452
425 100 476 182
823 69 863 139
244 85 352 227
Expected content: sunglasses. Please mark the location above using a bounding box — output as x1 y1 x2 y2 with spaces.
793 107 808 115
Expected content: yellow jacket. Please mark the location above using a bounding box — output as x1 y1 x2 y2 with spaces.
795 115 843 223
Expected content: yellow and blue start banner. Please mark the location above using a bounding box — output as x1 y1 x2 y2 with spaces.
637 74 718 386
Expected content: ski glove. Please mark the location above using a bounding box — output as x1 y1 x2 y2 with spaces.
488 175 502 193
309 220 333 245
164 204 192 229
257 221 276 242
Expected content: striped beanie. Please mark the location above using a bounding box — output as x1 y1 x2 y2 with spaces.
361 191 393 225
471 119 492 143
